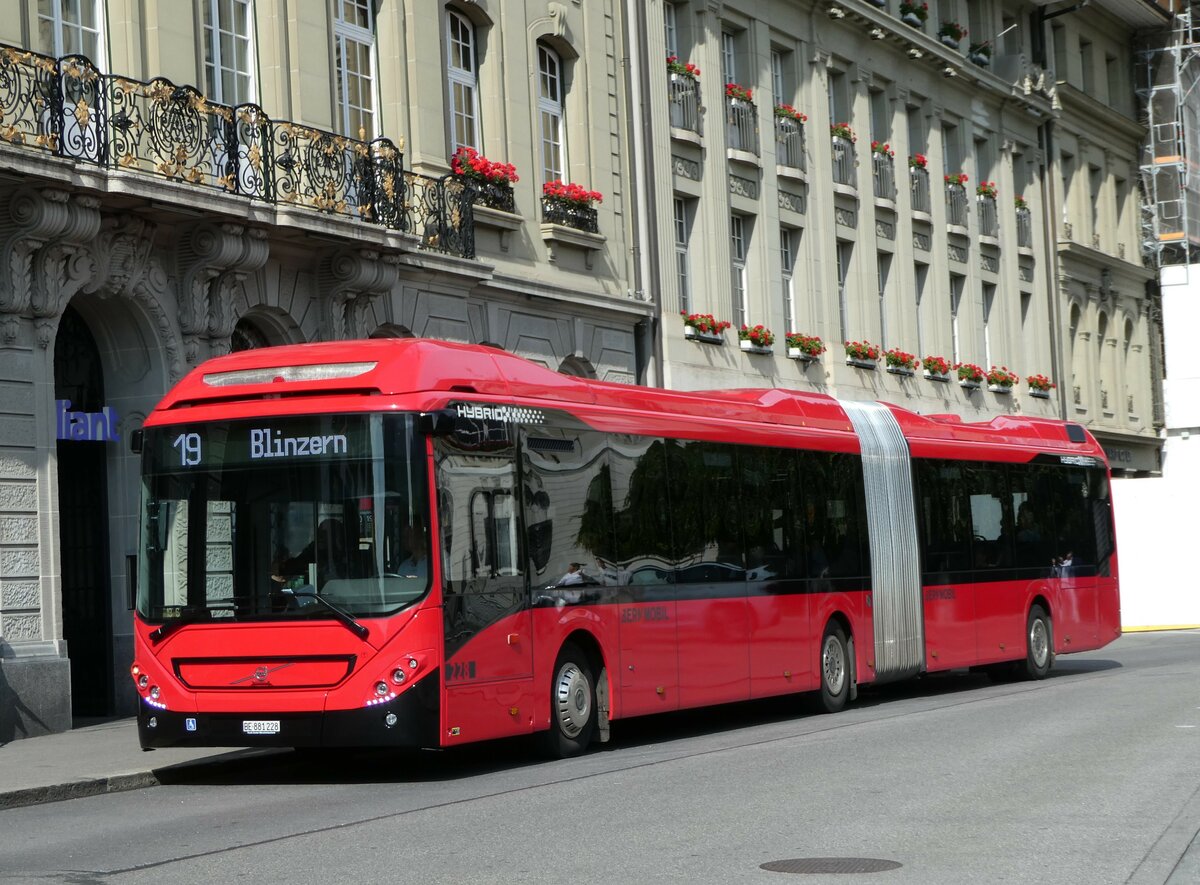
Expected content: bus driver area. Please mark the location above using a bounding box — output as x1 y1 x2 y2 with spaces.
129 338 1119 757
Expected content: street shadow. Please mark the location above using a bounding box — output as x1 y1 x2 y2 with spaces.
0 642 50 747
153 658 1120 788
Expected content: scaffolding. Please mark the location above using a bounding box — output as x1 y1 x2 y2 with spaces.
1138 2 1200 268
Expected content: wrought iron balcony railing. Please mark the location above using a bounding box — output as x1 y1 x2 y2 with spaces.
872 151 896 201
774 116 805 170
978 194 999 238
727 97 759 156
541 196 599 233
668 75 701 134
831 135 856 187
946 182 969 228
910 166 931 214
1016 206 1033 248
0 45 474 258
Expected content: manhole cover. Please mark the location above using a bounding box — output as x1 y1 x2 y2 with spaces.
761 858 903 875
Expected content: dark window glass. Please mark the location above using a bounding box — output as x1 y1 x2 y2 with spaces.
522 428 611 590
965 463 1012 571
670 441 745 583
800 451 868 582
609 436 673 586
740 446 800 580
916 460 971 578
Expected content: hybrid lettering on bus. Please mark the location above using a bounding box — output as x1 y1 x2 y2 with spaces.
130 339 1119 756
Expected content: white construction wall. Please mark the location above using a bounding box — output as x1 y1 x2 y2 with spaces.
1111 265 1200 630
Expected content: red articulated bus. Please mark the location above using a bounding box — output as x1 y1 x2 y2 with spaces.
131 339 1119 756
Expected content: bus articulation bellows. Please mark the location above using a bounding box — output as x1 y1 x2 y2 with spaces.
131 339 1119 756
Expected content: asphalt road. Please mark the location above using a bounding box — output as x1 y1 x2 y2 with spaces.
1 631 1198 884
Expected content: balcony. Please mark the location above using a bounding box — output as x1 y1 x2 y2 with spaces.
1016 206 1033 249
978 194 999 239
541 196 599 234
831 136 856 188
910 166 931 216
668 74 701 135
0 44 475 258
872 151 896 202
775 115 806 173
727 97 759 157
946 182 969 230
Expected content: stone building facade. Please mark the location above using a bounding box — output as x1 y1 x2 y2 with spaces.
637 0 1163 476
0 0 648 736
0 0 1171 739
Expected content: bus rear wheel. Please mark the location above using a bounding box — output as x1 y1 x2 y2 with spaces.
819 622 851 713
541 642 596 758
1023 605 1054 680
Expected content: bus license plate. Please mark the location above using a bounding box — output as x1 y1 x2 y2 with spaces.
242 720 281 735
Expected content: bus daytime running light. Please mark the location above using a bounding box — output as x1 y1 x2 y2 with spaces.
202 361 377 387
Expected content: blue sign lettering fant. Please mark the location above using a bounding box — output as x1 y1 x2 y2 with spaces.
56 400 119 442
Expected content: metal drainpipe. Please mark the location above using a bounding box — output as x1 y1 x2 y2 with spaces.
625 0 662 388
1039 119 1068 419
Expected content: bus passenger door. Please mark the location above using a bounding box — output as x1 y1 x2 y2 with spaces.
437 444 534 745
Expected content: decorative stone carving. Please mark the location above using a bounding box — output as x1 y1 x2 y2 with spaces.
672 156 701 181
729 174 759 199
317 248 402 340
177 223 270 362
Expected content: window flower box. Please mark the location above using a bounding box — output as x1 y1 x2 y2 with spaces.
1027 374 1056 399
899 1 928 28
451 146 519 213
921 355 951 381
738 324 775 354
967 42 993 67
938 21 967 49
884 347 918 376
682 312 730 344
666 55 700 81
955 362 985 389
785 333 825 362
845 339 880 369
986 366 1018 394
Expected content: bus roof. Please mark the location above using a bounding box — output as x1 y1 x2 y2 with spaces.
148 338 1104 460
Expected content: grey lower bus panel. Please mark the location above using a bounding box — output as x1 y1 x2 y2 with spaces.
843 400 925 682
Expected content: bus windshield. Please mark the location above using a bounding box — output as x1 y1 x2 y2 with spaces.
137 413 429 624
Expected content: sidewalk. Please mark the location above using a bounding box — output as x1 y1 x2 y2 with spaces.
0 718 265 810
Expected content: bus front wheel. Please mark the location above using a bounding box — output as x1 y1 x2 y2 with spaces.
819 622 851 713
1023 605 1054 680
541 642 596 758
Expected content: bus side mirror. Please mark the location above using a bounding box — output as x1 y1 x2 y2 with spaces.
130 428 144 454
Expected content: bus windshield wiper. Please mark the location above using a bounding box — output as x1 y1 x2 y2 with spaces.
282 588 370 640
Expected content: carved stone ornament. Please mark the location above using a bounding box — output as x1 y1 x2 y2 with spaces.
177 223 270 363
317 248 401 341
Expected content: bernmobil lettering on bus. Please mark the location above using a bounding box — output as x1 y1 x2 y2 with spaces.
249 428 348 458
56 399 119 442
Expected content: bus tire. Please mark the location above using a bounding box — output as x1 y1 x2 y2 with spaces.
819 622 851 713
541 642 596 758
1023 605 1054 680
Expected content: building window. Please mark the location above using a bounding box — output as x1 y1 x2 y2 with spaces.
675 198 694 314
447 9 480 152
781 227 797 331
914 262 929 358
721 31 737 85
38 0 103 59
836 240 853 341
877 253 892 347
982 283 996 367
202 0 256 105
538 44 565 184
950 273 964 363
334 0 377 138
664 3 679 59
1080 38 1094 93
731 214 749 329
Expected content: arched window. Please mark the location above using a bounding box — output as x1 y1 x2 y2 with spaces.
447 9 479 151
537 44 565 184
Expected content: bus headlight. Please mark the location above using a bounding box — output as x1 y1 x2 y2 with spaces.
392 668 406 685
374 681 389 697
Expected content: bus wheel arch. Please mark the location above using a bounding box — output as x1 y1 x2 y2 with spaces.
818 615 853 713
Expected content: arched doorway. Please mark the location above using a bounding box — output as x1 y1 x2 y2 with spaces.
54 305 113 719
